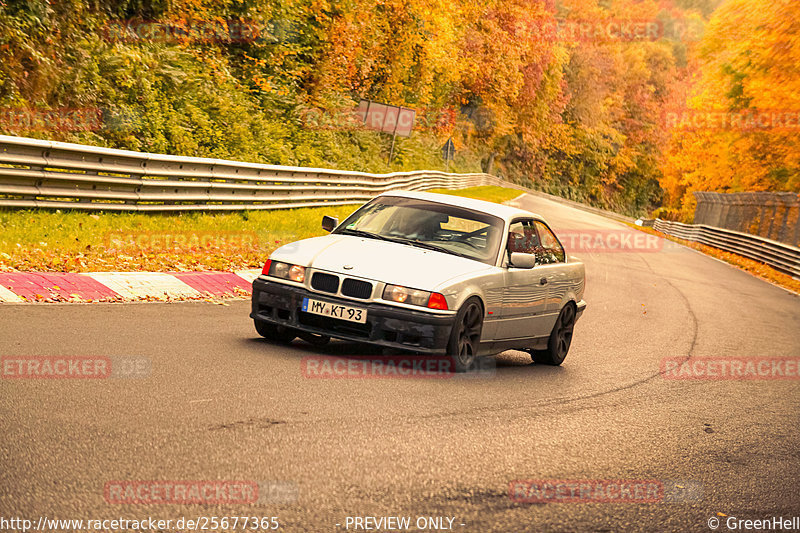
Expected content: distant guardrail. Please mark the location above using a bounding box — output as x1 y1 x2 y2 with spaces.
694 191 799 248
653 219 800 279
0 135 524 211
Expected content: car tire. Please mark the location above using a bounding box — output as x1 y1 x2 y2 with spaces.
530 303 575 366
254 320 297 343
446 297 484 373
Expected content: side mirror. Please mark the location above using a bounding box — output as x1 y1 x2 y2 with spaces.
509 252 536 269
321 215 338 233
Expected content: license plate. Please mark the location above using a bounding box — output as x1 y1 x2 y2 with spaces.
302 298 367 324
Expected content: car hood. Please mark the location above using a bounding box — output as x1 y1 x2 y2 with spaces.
270 235 493 290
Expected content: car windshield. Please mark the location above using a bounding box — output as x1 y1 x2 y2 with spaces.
333 196 504 264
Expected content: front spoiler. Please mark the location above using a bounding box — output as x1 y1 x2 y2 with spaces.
250 278 456 354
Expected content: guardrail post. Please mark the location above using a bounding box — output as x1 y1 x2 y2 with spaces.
754 198 766 237
741 193 758 234
793 200 800 248
708 195 724 228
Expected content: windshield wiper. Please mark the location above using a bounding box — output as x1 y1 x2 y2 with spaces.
391 237 473 259
336 228 394 242
338 229 474 259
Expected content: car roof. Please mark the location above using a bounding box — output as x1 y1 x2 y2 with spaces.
377 189 543 223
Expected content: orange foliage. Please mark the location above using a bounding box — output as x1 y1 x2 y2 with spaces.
660 0 800 214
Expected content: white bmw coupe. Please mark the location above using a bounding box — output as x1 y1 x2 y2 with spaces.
251 191 586 371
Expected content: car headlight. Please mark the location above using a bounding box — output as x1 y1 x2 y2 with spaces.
266 260 306 283
383 284 448 310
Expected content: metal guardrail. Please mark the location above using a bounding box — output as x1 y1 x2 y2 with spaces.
694 191 800 247
2 136 796 278
0 135 524 211
653 219 800 279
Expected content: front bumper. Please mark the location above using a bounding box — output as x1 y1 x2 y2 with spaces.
250 278 456 354
576 299 587 320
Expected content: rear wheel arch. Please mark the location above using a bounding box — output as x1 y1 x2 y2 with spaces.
529 301 577 366
557 292 579 312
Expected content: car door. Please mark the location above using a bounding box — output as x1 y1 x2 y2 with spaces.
533 220 568 314
495 219 551 339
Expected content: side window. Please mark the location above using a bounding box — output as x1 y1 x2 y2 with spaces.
507 220 539 255
534 221 565 264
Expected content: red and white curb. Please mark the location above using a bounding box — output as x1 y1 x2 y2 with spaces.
0 269 261 303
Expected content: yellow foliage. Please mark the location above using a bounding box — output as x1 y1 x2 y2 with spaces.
661 0 800 210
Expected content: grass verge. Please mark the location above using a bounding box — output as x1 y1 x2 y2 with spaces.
0 186 521 273
425 185 522 204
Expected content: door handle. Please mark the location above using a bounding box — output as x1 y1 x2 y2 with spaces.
540 277 548 286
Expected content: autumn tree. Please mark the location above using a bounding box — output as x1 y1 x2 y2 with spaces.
660 0 800 217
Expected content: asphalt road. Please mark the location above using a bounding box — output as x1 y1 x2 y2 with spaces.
2 193 799 533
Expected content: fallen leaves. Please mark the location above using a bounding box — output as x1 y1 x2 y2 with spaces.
0 244 266 273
